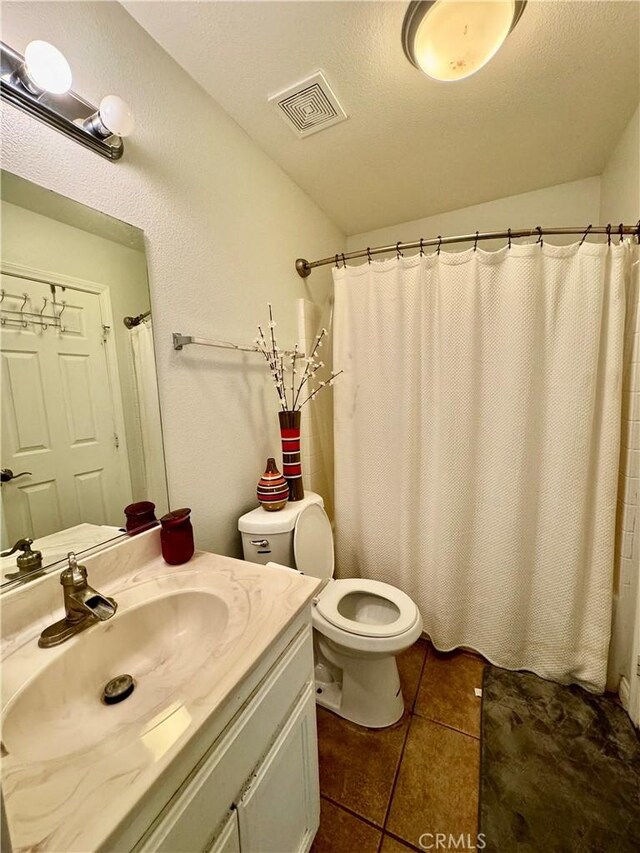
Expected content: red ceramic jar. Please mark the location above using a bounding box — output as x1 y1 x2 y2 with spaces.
160 508 195 565
124 501 157 534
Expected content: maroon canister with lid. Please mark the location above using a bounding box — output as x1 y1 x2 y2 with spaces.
160 508 194 565
124 501 157 534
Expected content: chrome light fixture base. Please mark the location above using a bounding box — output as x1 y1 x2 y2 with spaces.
402 0 527 79
0 41 124 160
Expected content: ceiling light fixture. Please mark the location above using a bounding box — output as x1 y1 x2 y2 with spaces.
402 0 527 82
1 40 133 160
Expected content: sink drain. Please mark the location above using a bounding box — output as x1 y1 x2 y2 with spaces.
102 674 135 705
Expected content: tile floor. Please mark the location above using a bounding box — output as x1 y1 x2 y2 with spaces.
311 640 486 853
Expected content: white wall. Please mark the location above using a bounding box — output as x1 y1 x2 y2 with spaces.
347 176 601 253
1 1 344 557
1 199 152 505
600 106 640 695
600 106 640 225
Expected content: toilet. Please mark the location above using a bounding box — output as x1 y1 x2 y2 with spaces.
239 492 423 728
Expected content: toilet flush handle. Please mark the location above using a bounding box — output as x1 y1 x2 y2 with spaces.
250 539 269 548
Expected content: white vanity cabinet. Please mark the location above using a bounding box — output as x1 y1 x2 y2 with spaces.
132 620 319 853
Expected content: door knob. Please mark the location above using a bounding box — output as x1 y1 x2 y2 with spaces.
1 468 32 483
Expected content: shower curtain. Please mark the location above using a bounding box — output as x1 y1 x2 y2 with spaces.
333 241 633 692
130 320 167 515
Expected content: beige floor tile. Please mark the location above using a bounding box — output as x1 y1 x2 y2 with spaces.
311 797 381 853
386 716 480 850
316 706 409 826
397 639 429 711
414 650 485 736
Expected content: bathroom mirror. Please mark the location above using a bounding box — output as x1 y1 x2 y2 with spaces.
0 171 168 589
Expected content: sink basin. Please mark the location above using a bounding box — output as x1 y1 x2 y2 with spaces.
2 590 229 763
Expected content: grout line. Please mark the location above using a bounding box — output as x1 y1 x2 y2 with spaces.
380 646 430 851
411 641 431 713
383 828 429 853
411 710 481 741
380 643 431 837
319 793 385 833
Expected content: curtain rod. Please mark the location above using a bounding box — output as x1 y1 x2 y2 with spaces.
123 310 151 328
295 224 640 278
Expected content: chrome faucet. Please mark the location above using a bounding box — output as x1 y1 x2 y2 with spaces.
38 552 117 648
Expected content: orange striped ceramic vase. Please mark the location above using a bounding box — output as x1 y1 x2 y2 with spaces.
256 457 289 512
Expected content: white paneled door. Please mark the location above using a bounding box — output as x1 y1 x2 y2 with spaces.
1 273 131 543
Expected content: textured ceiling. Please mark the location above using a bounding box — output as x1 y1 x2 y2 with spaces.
124 1 640 235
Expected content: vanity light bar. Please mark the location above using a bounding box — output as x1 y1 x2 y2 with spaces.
0 41 125 161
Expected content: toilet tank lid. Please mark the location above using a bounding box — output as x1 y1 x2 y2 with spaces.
238 491 324 534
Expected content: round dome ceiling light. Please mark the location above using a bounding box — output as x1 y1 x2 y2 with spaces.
402 0 527 82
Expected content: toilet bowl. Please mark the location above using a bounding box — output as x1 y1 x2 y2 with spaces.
238 492 422 727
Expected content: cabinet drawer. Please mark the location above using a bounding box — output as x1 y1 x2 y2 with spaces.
136 625 314 853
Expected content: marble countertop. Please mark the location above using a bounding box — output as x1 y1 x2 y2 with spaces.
1 531 320 852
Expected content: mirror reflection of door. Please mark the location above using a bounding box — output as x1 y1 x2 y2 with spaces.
1 273 131 542
0 171 168 576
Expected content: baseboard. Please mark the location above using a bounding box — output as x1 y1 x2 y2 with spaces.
619 676 630 710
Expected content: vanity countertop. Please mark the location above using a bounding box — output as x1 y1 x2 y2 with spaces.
1 531 321 852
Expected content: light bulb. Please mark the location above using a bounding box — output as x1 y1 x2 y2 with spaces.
403 1 526 83
23 40 72 94
98 95 135 137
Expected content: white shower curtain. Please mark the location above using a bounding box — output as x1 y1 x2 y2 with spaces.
130 320 168 516
333 241 632 693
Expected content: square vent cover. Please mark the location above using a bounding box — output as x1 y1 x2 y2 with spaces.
269 71 347 138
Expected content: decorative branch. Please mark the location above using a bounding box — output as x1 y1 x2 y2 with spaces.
290 344 298 412
292 327 327 409
257 308 340 411
296 370 344 409
256 324 287 411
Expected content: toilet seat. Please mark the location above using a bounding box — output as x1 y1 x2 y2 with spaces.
292 502 419 641
316 578 419 639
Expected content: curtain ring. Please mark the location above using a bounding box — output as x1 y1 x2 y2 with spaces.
437 236 442 255
536 226 543 245
579 224 592 246
341 253 347 268
606 224 611 245
619 223 624 244
334 254 340 268
507 228 512 249
396 241 403 259
474 231 479 252
419 238 424 257
367 247 372 264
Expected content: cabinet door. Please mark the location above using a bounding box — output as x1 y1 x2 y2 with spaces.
206 810 240 853
236 685 319 853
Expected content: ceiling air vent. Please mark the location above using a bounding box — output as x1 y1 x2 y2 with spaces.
269 71 347 138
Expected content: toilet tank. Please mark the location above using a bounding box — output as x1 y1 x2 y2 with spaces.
238 492 323 567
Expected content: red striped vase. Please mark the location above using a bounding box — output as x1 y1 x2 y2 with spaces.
256 457 289 512
278 410 304 501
